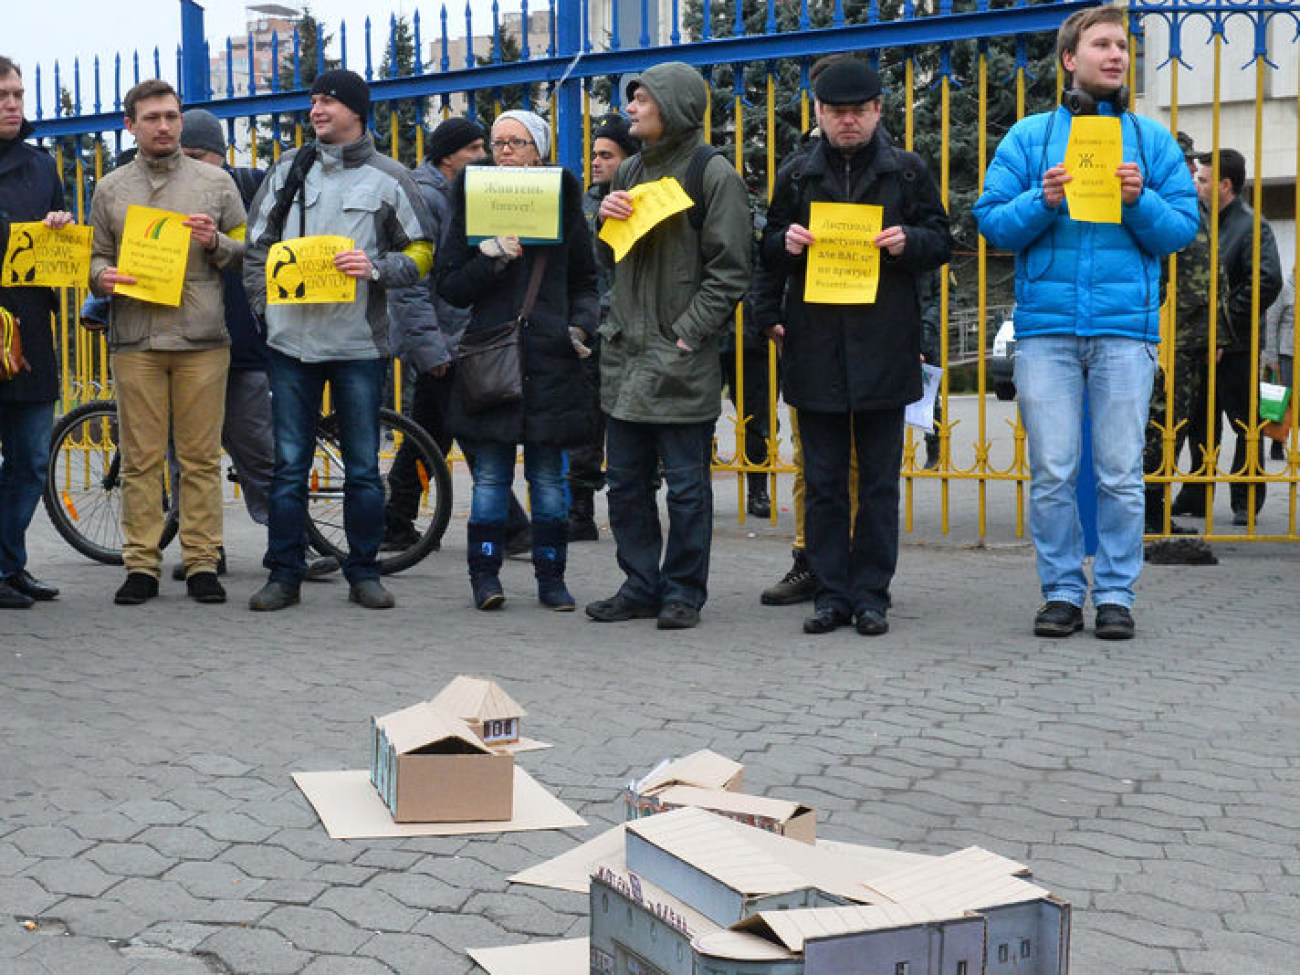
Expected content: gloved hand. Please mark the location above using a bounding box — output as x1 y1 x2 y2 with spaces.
478 235 522 261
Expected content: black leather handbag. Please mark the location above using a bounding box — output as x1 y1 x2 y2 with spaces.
454 252 548 414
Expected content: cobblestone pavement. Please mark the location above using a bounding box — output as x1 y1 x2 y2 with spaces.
3 452 1298 974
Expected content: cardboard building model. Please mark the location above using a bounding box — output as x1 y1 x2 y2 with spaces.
623 749 816 844
430 675 526 746
370 702 514 823
587 806 1070 975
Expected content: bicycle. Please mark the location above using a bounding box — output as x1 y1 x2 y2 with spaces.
43 401 452 575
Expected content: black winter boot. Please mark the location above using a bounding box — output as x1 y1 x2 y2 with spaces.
532 519 575 611
746 473 771 518
467 522 506 610
568 487 599 542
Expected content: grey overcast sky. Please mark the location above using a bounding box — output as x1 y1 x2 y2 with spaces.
5 0 478 113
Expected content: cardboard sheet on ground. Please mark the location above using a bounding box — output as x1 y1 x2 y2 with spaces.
598 177 693 262
266 235 356 304
905 363 944 431
508 822 933 895
465 166 564 243
804 201 883 304
293 766 584 839
115 205 192 306
468 937 587 975
3 222 94 289
1064 115 1123 224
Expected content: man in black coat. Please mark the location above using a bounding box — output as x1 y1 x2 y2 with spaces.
0 56 74 609
760 59 952 636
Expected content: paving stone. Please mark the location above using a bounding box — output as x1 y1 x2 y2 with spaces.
7 826 95 858
261 905 372 954
199 926 310 975
23 857 120 897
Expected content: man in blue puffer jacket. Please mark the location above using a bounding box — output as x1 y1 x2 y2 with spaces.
974 5 1198 641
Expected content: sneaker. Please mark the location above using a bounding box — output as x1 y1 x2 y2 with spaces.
855 609 889 636
186 572 227 604
760 550 818 606
1094 603 1135 640
1033 600 1083 637
568 516 599 542
381 519 421 552
585 593 659 623
304 554 341 581
349 578 396 610
505 525 532 560
657 602 700 630
249 580 300 612
803 606 851 634
114 572 160 605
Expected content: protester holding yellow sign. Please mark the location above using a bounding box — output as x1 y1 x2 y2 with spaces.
266 235 357 304
88 79 248 607
436 109 599 614
759 58 951 638
2 222 93 290
596 176 693 262
0 54 77 611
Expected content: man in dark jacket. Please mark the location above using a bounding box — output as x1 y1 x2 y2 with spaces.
586 61 753 630
761 59 952 636
0 56 72 609
1178 147 1282 525
569 113 640 542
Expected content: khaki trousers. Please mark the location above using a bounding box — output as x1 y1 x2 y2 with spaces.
112 347 229 577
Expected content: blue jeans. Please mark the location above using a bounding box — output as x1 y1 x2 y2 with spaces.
605 417 713 609
1015 335 1158 609
0 401 54 577
265 351 386 585
467 441 567 526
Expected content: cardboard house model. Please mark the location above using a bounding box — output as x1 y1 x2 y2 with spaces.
370 702 514 823
588 806 1071 975
430 675 526 747
623 750 817 843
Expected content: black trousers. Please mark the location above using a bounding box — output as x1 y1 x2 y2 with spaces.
799 407 905 616
567 339 606 493
605 416 713 609
1175 350 1265 514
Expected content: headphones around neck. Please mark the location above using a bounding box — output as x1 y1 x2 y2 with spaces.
1062 84 1130 116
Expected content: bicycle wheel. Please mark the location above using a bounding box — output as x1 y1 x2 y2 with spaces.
305 407 452 575
43 401 179 565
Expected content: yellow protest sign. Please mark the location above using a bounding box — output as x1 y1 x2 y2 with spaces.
598 177 695 263
114 205 192 307
1064 115 1123 224
803 201 883 305
2 223 94 289
266 236 357 305
465 166 564 243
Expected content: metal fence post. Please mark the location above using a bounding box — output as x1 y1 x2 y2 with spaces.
554 0 582 173
179 0 208 101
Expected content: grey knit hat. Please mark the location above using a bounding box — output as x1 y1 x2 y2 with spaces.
181 108 226 156
493 110 550 160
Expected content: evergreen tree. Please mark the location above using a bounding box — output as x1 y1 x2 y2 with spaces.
374 15 421 167
472 32 539 131
256 11 338 159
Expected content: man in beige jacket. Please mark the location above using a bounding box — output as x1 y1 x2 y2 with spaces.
89 79 246 606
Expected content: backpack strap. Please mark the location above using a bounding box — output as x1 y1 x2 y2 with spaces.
683 145 724 232
257 144 318 246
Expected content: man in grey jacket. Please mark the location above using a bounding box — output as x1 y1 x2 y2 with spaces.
243 69 434 612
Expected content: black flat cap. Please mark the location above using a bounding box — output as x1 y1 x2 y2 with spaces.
814 59 882 105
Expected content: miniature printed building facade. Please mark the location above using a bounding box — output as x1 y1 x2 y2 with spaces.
586 808 1070 975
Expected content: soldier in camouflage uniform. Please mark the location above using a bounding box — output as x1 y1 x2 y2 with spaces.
1143 132 1217 533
